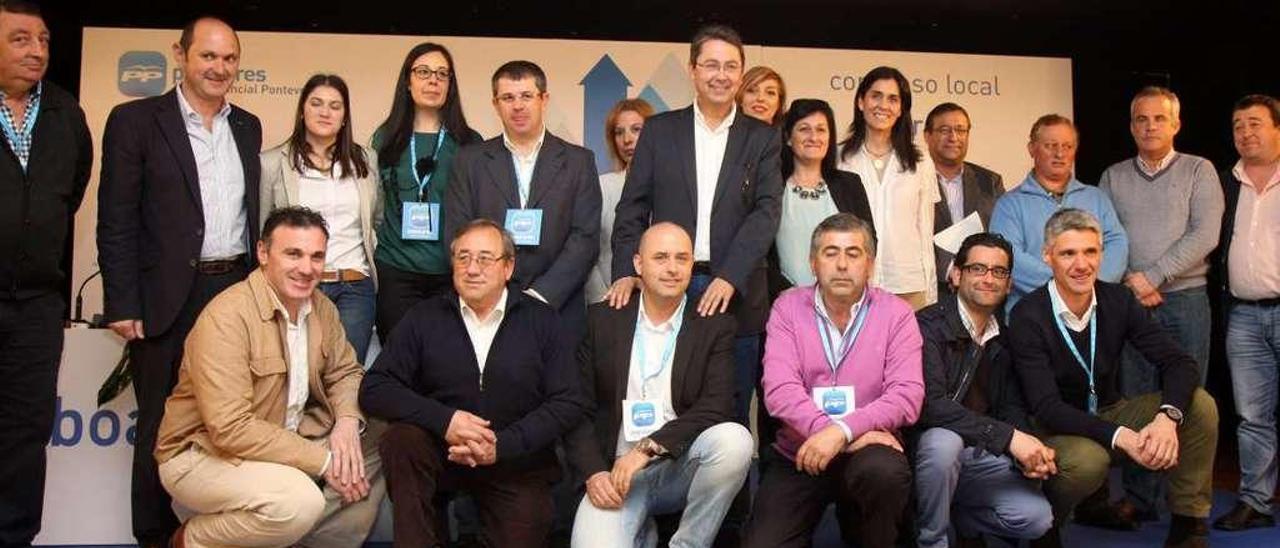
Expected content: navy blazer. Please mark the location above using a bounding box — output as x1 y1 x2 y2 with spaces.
98 88 261 336
611 107 783 335
445 132 601 339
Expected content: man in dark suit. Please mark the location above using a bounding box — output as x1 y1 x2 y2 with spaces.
446 60 600 344
608 24 783 430
97 17 261 547
0 3 93 545
567 222 752 547
924 103 1004 296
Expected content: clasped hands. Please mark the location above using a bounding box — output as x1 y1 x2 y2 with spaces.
1115 413 1180 471
445 410 498 468
585 446 653 510
325 416 370 504
794 425 903 476
1124 272 1164 308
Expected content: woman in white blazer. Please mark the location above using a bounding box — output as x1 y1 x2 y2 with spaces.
260 73 382 364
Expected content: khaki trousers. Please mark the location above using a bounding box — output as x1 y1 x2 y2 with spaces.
159 427 385 548
895 291 931 311
1042 388 1218 521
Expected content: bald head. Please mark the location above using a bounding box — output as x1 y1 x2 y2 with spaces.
634 223 694 300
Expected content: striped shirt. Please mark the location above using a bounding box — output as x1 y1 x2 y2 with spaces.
176 87 247 259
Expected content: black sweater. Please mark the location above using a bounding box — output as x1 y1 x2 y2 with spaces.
360 288 588 470
1007 282 1198 446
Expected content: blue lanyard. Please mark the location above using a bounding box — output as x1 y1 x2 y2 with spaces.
0 94 39 153
409 129 446 202
815 292 871 379
634 298 686 398
1053 309 1098 414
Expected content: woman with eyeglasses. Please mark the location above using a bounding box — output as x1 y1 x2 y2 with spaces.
769 98 874 297
585 98 653 303
736 66 786 127
372 42 481 342
260 73 380 363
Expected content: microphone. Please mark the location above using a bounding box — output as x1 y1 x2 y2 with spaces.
72 269 102 327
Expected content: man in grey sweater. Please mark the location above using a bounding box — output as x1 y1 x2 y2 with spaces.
1099 86 1224 523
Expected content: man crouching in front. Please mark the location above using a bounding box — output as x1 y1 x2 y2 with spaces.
154 205 384 548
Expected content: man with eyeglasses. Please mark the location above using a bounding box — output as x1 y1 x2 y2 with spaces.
361 218 588 546
1007 208 1216 548
923 103 1004 297
910 232 1054 548
1098 86 1223 525
990 114 1128 312
446 60 601 347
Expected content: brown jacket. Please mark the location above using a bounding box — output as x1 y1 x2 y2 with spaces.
155 269 364 476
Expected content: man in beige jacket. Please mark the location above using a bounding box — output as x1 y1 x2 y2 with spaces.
155 206 384 548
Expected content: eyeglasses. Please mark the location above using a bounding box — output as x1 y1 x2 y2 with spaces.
410 65 452 82
933 125 970 137
451 253 509 270
694 61 742 75
961 263 1011 279
496 91 541 105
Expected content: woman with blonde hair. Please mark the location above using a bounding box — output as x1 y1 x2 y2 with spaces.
585 98 654 303
737 65 786 126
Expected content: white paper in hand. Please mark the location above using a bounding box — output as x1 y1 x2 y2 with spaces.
933 212 986 255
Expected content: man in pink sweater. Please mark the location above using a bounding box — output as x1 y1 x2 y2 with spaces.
744 212 925 547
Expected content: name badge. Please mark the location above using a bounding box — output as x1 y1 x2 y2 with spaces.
812 386 856 419
622 398 668 442
505 208 543 246
401 202 440 241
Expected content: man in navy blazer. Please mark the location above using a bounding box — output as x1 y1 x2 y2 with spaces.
446 60 600 344
96 17 261 547
608 24 783 429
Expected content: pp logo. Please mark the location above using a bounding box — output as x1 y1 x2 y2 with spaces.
118 51 167 97
408 208 430 228
822 390 847 415
631 402 656 427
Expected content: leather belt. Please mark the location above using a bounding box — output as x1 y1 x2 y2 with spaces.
1233 295 1280 307
320 269 368 283
196 255 245 275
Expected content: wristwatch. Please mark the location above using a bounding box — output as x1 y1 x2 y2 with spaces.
636 437 668 459
1159 405 1184 425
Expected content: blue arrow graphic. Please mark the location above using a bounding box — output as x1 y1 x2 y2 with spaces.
637 84 670 114
580 55 631 174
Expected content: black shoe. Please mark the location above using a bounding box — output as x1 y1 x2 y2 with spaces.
1212 501 1276 531
1116 497 1160 522
1073 496 1140 531
1165 514 1209 548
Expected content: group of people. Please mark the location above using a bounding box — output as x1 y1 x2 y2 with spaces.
2 2 1279 548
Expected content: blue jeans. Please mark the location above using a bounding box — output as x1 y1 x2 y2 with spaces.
1227 301 1280 515
571 423 754 548
1120 286 1211 512
914 428 1052 548
687 274 760 426
318 277 377 366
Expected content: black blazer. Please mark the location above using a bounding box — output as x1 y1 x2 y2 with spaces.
565 299 737 479
1212 166 1243 306
445 132 601 335
933 161 1004 293
612 107 783 335
98 89 261 337
766 169 873 299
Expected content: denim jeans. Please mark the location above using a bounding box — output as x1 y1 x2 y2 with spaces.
318 277 377 366
913 428 1052 548
687 274 760 426
1227 301 1280 515
1119 285 1211 512
571 423 754 548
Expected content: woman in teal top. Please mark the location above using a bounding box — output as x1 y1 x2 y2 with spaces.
372 42 481 342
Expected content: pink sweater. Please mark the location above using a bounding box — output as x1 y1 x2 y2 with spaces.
762 286 924 460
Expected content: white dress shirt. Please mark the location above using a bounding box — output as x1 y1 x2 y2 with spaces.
692 102 736 262
298 167 369 274
502 129 547 208
176 86 247 260
460 289 509 376
266 289 313 433
938 166 966 225
616 296 685 456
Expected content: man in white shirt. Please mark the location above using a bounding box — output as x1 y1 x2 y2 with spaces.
154 206 382 548
567 222 752 547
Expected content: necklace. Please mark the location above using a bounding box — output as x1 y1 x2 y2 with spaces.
791 181 828 200
863 144 891 171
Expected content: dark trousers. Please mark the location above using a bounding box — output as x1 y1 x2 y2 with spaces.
374 260 451 344
744 444 912 548
0 293 64 547
130 266 246 542
380 422 554 548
